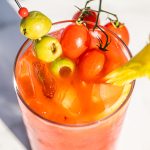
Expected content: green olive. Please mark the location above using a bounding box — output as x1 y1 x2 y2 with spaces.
34 35 62 62
51 58 75 78
20 11 52 39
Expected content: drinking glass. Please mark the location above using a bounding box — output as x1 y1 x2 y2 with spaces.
14 20 135 150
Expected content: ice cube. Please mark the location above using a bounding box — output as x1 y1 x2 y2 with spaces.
99 83 123 107
61 86 81 115
19 59 29 77
91 84 105 114
17 59 35 99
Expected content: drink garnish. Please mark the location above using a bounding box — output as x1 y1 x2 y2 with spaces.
15 0 52 40
105 42 150 86
50 58 75 78
34 35 62 62
33 62 56 99
15 0 29 18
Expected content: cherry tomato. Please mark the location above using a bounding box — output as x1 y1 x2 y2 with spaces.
89 29 104 49
61 23 90 59
72 10 100 29
78 49 105 81
103 37 128 75
87 30 128 82
104 22 129 46
18 7 29 18
90 29 128 73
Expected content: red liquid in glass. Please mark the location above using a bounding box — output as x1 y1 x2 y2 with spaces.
15 23 133 150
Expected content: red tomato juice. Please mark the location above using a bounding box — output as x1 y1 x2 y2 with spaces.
14 21 134 150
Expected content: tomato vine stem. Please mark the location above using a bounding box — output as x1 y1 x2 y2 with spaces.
85 0 94 8
93 0 102 30
93 0 110 51
91 9 118 22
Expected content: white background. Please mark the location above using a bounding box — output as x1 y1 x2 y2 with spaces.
0 0 150 150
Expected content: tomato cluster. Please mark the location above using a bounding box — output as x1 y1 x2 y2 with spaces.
16 0 129 83
59 7 130 82
72 0 129 46
60 23 103 81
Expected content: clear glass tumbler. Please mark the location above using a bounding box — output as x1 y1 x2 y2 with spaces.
14 20 135 150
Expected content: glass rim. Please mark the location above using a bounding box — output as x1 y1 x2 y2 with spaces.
13 20 135 128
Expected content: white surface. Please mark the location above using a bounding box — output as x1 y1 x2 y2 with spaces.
0 0 150 150
0 119 26 150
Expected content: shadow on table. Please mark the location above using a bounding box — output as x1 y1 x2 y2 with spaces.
0 0 31 149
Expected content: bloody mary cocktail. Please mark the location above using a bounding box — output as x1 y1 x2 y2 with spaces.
14 20 134 150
